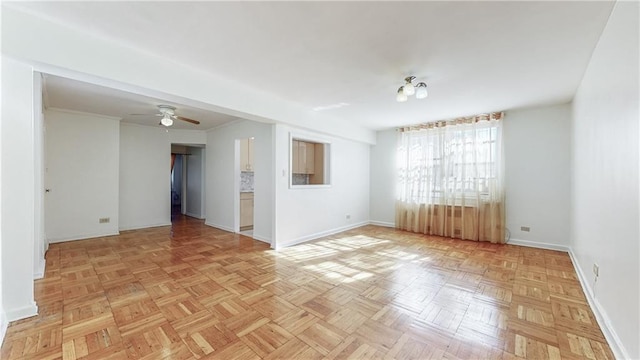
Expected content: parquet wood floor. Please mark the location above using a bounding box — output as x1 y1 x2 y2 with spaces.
2 216 614 359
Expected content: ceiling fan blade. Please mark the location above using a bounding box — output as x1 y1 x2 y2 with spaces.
129 113 162 116
174 115 200 125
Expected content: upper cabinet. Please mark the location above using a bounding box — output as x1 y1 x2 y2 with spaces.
290 136 330 186
292 140 300 174
240 138 254 171
292 140 316 174
303 141 315 175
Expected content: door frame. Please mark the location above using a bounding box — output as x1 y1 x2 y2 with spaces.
34 72 46 279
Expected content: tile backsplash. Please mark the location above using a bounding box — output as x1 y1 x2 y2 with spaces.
240 171 254 192
292 174 309 185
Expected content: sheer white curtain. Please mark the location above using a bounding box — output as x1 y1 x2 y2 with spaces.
396 113 505 243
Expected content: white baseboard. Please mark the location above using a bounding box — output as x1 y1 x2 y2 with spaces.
34 256 46 280
185 212 205 219
204 221 234 233
275 221 369 249
252 233 271 244
48 231 120 244
119 222 171 232
369 220 395 228
5 302 38 322
507 238 570 252
0 307 7 347
568 250 629 360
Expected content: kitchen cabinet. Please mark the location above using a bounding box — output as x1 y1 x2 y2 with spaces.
292 140 315 174
304 142 315 174
292 140 300 174
240 192 254 230
309 144 325 185
240 138 254 171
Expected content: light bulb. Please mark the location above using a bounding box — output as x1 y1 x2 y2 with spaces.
396 87 408 102
402 76 416 96
161 115 173 126
403 82 415 96
415 83 428 99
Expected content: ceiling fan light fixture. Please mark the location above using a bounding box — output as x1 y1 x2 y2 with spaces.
415 82 428 99
160 114 173 127
396 87 408 102
129 105 201 126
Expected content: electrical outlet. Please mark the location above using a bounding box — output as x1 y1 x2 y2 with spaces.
520 226 530 232
99 217 110 224
346 214 351 220
593 263 599 277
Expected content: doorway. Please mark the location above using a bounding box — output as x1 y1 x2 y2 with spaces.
171 144 206 222
238 137 255 237
171 153 185 219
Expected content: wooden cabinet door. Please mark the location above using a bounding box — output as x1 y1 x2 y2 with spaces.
305 142 315 174
292 140 318 175
240 139 249 171
240 138 254 171
240 193 254 228
292 140 300 174
299 141 307 173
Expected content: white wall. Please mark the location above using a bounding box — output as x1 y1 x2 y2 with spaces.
1 58 38 322
0 56 5 346
44 109 120 242
205 120 273 243
274 125 370 247
0 209 3 346
186 147 205 219
119 123 171 230
504 104 571 248
369 129 397 227
571 2 639 358
169 129 207 145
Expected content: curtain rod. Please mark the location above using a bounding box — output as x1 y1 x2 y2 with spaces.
397 112 504 132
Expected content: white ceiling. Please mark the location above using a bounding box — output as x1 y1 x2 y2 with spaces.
43 74 240 130
10 1 614 131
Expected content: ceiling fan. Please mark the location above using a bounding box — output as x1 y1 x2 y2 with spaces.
130 105 201 127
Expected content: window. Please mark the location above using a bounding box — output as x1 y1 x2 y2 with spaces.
397 117 503 207
290 135 331 187
396 114 505 243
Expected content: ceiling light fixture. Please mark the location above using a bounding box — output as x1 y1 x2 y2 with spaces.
396 87 408 102
397 76 428 102
160 113 174 127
